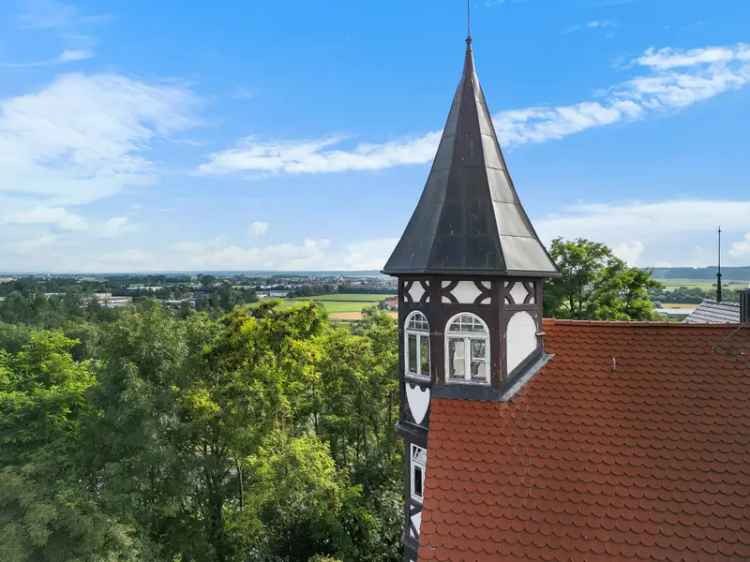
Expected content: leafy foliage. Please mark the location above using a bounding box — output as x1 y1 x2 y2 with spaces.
0 301 403 562
544 238 662 320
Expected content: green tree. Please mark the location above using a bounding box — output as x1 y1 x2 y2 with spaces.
544 238 662 320
0 331 140 562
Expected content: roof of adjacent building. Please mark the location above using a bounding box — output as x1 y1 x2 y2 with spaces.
383 40 558 278
419 320 750 562
685 299 741 324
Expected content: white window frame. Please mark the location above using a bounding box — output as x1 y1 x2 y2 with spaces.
444 312 490 385
410 444 427 503
404 311 430 380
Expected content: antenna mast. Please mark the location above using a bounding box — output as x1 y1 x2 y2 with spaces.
717 226 723 303
466 0 472 44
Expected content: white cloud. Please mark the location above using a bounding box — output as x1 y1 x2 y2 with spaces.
0 234 399 273
0 73 197 206
249 221 269 237
18 0 110 30
198 42 750 176
535 199 750 267
0 48 95 68
637 45 750 70
564 20 616 34
58 49 93 62
199 133 441 176
730 233 750 259
1 205 87 231
98 216 137 238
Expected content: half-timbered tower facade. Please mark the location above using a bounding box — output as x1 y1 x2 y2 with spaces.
383 36 560 561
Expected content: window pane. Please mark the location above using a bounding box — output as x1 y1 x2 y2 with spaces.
408 334 417 373
407 312 429 332
419 335 430 375
470 359 486 382
413 465 423 499
470 339 487 382
470 339 486 359
448 338 465 379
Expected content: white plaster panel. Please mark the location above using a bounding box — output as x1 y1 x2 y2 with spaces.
408 282 426 303
506 311 537 374
452 281 483 304
411 511 422 536
509 282 529 304
406 384 430 425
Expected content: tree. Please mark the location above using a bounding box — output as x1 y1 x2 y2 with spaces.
544 238 662 320
0 331 140 562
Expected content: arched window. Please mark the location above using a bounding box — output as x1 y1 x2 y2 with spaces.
405 311 430 379
445 313 490 384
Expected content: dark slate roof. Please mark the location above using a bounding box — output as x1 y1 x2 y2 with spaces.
420 320 750 561
383 39 558 278
685 299 740 324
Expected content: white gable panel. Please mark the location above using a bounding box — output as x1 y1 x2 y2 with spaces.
406 384 430 425
452 281 483 304
507 311 537 374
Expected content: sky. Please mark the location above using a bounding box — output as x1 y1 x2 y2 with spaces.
0 0 749 273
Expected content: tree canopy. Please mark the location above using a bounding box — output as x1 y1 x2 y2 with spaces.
0 302 402 562
544 238 662 320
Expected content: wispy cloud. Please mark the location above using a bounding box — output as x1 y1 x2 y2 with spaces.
199 133 441 175
0 205 87 231
563 20 616 35
0 48 94 68
18 0 110 30
730 233 750 260
0 73 198 208
199 42 750 177
249 221 269 237
535 199 750 267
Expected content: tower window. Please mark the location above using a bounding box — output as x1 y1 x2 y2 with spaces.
410 444 427 502
405 311 430 379
445 313 490 384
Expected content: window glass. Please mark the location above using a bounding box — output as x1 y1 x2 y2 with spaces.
407 312 429 331
445 313 490 384
408 334 417 373
448 338 465 379
419 336 430 375
411 445 426 502
405 312 430 378
413 465 423 499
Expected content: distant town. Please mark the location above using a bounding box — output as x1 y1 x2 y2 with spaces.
0 271 398 322
1 266 749 323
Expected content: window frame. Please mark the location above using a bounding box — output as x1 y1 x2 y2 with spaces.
410 444 427 503
404 311 431 380
444 312 491 385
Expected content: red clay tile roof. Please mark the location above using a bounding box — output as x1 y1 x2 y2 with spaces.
419 320 750 562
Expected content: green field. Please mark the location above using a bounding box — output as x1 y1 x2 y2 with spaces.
281 293 394 320
655 278 750 290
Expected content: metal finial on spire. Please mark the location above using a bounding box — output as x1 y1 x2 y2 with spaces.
466 0 472 45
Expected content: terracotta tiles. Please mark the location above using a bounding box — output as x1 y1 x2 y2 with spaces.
419 320 750 562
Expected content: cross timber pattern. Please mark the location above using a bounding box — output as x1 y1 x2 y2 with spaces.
419 320 750 562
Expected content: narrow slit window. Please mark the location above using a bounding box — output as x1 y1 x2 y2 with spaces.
410 444 427 502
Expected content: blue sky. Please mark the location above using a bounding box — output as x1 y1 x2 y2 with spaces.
1 0 749 272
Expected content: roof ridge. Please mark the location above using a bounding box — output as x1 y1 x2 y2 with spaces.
545 319 748 329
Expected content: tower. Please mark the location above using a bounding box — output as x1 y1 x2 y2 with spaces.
383 35 559 561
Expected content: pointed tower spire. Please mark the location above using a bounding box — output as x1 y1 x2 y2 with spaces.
383 37 558 277
388 36 559 562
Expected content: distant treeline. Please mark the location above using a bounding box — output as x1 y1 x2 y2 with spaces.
287 285 396 298
647 266 750 281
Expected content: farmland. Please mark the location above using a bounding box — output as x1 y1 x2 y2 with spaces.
281 293 396 321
